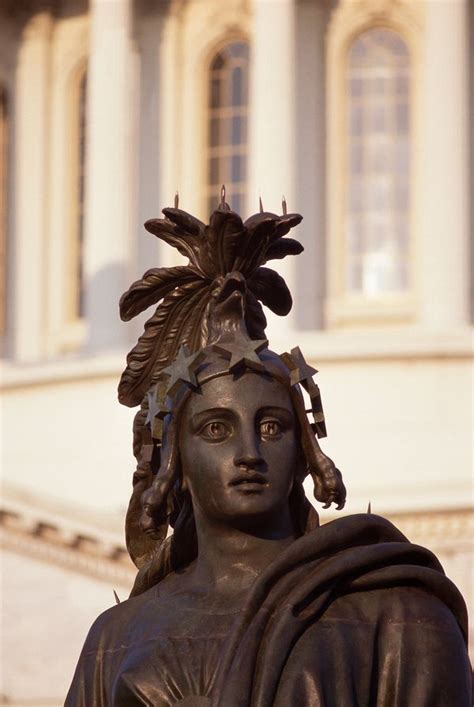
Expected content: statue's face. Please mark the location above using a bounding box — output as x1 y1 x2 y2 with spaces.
179 372 298 527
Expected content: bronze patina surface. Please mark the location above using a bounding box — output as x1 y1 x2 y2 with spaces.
66 194 471 706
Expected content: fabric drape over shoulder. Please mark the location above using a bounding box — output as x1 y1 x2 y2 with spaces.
213 514 471 706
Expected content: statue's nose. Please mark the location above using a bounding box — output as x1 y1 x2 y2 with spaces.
234 430 264 469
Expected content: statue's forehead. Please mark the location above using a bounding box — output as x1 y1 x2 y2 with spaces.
184 372 293 415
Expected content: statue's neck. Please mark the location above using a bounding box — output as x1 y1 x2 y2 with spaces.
189 506 295 597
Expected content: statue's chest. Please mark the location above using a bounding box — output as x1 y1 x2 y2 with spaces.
109 606 239 706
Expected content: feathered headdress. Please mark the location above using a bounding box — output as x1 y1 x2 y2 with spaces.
118 194 303 408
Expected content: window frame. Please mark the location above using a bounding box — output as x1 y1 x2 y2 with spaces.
34 7 90 359
326 3 422 328
53 58 88 354
158 3 250 254
204 39 250 217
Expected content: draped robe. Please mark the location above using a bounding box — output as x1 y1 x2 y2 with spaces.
65 514 472 706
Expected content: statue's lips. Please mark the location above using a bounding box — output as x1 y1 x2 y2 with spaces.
229 473 268 491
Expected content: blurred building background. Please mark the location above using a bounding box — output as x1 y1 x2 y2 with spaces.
0 0 472 704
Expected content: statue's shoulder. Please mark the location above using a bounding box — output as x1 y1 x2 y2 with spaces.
328 581 460 629
295 513 468 638
81 587 157 655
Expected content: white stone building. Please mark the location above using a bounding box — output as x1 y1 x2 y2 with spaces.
0 0 472 704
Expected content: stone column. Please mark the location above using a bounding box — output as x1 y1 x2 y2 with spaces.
13 9 53 361
418 0 469 330
84 0 136 351
248 0 296 336
293 1 329 330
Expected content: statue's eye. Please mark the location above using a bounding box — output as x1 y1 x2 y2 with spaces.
260 420 281 438
200 421 229 440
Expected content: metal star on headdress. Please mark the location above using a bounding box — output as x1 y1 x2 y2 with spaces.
281 346 327 438
213 333 268 373
281 346 318 387
146 387 170 439
139 443 155 464
310 399 327 438
162 345 206 397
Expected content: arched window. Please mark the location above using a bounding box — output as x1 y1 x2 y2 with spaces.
0 86 8 337
346 29 410 296
206 41 249 215
71 69 87 321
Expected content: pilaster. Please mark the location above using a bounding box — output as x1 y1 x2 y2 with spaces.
13 9 53 361
418 0 469 329
84 0 137 352
248 0 296 335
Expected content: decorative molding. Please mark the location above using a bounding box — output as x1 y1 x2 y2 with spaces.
4 1 57 21
386 508 474 553
1 326 472 390
0 524 135 588
0 498 135 588
329 0 422 41
324 507 474 554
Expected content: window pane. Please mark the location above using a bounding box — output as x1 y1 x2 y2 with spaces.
396 102 409 132
350 105 363 135
209 157 219 184
394 141 409 173
373 76 387 95
231 155 245 182
371 142 389 173
228 42 248 60
350 143 363 174
350 78 363 97
372 105 386 133
396 75 409 93
231 66 243 106
210 78 220 109
211 53 224 71
230 193 243 214
209 117 220 147
231 116 245 145
350 181 363 212
208 195 219 216
345 28 410 295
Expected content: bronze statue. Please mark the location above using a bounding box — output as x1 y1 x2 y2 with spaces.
66 193 471 706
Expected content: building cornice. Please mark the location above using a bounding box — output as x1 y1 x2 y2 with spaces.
1 327 472 391
324 507 474 554
0 486 136 589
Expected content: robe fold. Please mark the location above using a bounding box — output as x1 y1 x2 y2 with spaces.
65 514 471 706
